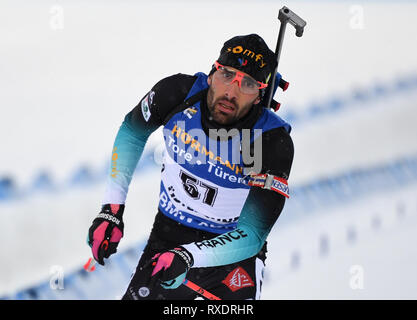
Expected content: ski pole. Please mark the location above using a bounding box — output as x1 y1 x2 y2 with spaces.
84 257 221 300
182 278 221 300
265 6 307 110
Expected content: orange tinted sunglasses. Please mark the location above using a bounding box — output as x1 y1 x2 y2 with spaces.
213 61 268 94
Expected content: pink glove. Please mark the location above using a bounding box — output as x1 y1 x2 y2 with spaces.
87 204 124 265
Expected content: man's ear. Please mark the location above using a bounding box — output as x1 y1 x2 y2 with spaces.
254 95 261 105
207 75 212 86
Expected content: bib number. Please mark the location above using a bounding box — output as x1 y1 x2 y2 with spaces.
179 171 218 206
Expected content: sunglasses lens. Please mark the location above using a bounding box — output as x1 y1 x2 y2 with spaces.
218 67 236 84
241 77 260 94
215 65 261 94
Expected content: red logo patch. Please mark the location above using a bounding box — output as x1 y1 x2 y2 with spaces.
222 267 254 292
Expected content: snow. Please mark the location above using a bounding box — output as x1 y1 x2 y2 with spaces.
1 0 417 299
262 184 417 299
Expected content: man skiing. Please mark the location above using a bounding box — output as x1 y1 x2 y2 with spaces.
88 34 294 300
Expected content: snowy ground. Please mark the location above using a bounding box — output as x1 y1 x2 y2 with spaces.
1 1 417 299
3 167 416 300
262 183 417 300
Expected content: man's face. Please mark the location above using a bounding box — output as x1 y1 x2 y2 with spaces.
207 66 261 126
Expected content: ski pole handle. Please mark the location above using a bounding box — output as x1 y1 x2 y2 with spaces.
278 6 307 37
266 6 307 110
83 257 221 300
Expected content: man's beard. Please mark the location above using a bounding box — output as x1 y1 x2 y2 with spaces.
206 86 254 126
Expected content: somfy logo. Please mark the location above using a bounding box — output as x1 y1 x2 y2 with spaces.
227 46 267 68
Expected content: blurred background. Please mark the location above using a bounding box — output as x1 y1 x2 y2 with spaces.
1 0 417 299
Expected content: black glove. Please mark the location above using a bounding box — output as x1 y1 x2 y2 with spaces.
87 204 125 265
142 247 194 289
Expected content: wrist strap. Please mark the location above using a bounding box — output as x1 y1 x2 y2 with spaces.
96 212 123 228
245 173 290 198
96 204 125 237
169 247 194 269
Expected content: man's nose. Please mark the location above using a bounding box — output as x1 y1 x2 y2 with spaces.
224 79 240 100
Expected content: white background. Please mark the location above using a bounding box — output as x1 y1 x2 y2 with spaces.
1 0 417 299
